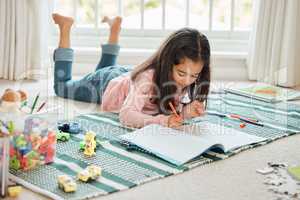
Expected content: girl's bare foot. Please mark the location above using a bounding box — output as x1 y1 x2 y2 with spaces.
52 13 74 48
102 16 122 44
52 13 74 29
102 16 122 36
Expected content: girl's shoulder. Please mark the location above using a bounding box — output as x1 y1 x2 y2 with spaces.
131 69 155 94
133 68 155 83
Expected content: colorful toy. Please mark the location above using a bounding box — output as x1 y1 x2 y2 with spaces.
23 150 40 170
7 121 15 134
240 123 246 128
77 169 90 182
83 131 96 157
9 155 21 170
87 165 102 179
77 165 102 182
79 138 106 151
38 130 56 164
56 131 70 142
7 185 22 197
7 116 56 171
57 175 77 193
79 141 85 151
58 122 82 134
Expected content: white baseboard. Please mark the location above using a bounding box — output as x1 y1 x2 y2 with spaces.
49 47 249 81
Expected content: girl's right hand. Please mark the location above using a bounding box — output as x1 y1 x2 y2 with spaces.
167 114 183 128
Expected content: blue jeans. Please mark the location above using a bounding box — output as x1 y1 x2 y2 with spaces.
53 44 130 104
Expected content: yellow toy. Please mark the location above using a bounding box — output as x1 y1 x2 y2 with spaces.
84 131 96 157
77 169 91 182
57 175 77 193
77 165 102 182
8 186 22 197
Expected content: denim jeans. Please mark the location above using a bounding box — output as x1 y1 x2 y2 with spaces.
53 44 130 104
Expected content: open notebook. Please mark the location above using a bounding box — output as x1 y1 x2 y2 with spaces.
120 122 267 166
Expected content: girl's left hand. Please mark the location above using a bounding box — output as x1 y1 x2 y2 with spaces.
184 100 205 118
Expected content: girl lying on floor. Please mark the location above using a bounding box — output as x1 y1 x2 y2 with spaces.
52 14 211 128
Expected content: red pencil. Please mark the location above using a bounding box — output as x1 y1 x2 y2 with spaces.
168 102 180 118
37 102 46 113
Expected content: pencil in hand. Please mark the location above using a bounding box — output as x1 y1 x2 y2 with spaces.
168 102 180 118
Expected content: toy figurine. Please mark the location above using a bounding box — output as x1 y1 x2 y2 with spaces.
0 89 27 114
57 175 77 193
58 122 82 134
83 131 96 157
77 165 102 182
7 185 22 197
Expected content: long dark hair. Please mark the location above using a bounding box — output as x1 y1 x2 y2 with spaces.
131 28 211 114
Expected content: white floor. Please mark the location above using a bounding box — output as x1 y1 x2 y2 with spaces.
1 78 300 200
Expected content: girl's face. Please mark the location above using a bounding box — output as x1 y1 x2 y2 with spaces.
172 58 203 89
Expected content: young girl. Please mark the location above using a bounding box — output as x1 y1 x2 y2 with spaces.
52 14 211 128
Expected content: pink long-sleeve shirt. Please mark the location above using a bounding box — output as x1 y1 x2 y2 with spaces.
100 69 187 128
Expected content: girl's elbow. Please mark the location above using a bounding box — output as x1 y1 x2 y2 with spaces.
119 109 141 128
119 109 132 126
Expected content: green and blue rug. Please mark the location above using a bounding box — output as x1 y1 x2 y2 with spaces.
9 94 300 200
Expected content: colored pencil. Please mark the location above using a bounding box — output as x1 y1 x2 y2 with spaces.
36 101 46 113
168 102 180 118
30 93 40 114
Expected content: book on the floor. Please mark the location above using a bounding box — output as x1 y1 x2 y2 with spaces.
120 122 267 166
224 84 300 103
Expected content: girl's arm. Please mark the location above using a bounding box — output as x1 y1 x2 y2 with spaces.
119 76 169 128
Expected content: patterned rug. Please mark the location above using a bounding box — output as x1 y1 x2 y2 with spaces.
9 93 300 200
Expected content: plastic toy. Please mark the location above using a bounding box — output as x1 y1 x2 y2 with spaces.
77 165 102 182
57 175 77 193
23 150 40 170
83 131 96 156
0 89 27 114
240 123 246 128
7 121 14 133
87 165 102 179
7 116 56 171
79 138 105 151
9 155 21 170
56 131 70 142
7 185 22 197
38 130 56 164
79 141 85 151
58 122 82 134
15 135 27 149
77 169 90 182
30 132 42 150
